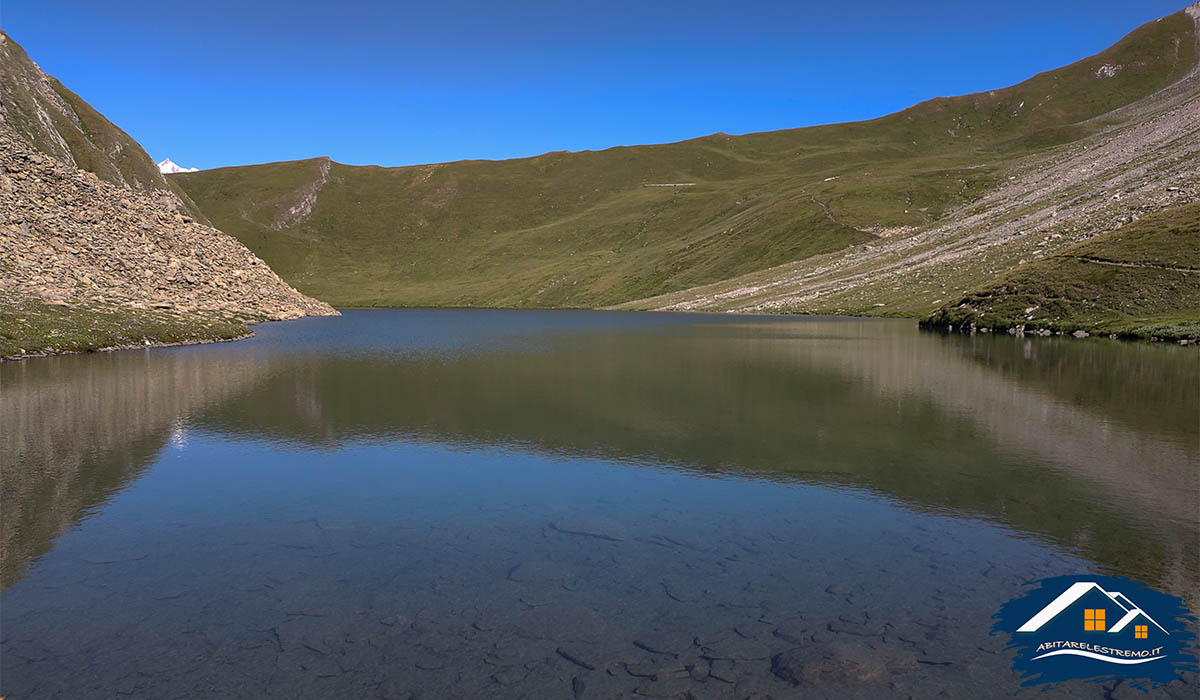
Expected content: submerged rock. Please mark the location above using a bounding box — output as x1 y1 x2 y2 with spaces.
771 641 917 688
549 517 626 542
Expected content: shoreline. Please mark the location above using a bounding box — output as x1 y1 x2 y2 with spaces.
11 306 1196 365
918 318 1197 345
1 328 256 363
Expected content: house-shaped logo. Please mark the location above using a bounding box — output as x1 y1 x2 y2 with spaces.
1016 581 1168 662
993 574 1196 688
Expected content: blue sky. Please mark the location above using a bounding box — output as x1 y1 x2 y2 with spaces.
2 0 1188 169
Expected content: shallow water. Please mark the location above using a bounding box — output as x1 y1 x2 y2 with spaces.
1 310 1196 698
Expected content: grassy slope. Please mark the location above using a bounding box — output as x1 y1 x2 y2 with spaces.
0 293 249 359
173 11 1196 309
924 201 1200 339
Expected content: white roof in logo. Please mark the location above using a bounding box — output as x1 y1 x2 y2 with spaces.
1017 581 1168 634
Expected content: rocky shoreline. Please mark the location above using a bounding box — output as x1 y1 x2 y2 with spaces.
917 318 1196 345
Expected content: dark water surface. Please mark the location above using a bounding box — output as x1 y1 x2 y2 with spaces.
2 310 1197 698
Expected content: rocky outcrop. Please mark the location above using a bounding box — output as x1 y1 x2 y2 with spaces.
271 157 329 230
0 127 335 326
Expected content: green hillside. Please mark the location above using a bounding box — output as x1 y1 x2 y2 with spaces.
925 201 1200 339
172 10 1197 309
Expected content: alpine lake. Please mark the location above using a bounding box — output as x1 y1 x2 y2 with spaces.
2 309 1196 698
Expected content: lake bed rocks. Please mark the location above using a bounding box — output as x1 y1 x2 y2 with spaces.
549 516 628 542
5 483 1194 699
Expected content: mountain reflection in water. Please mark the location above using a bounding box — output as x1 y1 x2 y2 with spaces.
1 310 1195 698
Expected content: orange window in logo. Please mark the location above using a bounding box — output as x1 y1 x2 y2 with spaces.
1135 625 1148 639
1084 608 1106 631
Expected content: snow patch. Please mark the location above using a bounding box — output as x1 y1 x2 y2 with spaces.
157 158 198 174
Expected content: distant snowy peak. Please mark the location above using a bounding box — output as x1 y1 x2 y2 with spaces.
157 158 198 174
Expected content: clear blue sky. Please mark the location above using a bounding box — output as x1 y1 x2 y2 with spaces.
2 0 1188 169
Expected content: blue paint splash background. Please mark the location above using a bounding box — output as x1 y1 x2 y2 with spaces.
993 574 1197 690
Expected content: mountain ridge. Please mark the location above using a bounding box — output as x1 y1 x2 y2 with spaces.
170 6 1199 332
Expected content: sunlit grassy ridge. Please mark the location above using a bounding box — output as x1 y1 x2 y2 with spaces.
173 11 1197 310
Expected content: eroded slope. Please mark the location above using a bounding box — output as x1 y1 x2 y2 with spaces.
619 5 1200 341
